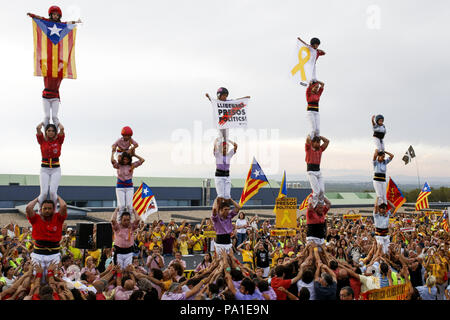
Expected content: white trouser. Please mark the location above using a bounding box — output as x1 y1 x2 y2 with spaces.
218 129 228 143
43 98 60 128
116 187 134 213
307 171 325 207
214 243 232 255
306 111 320 139
39 167 61 206
373 180 387 205
116 252 134 270
375 235 390 254
373 137 385 152
31 252 61 282
214 176 231 199
306 236 325 246
261 267 270 278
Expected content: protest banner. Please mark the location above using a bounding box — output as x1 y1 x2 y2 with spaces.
210 98 249 129
202 230 217 238
275 197 297 229
400 227 416 232
270 229 297 237
290 39 318 86
343 214 362 220
362 284 409 300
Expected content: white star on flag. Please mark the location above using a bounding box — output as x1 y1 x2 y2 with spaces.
48 24 63 37
253 170 260 177
143 188 149 195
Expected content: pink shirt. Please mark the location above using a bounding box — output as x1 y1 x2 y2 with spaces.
113 137 138 153
114 285 138 300
112 220 139 248
113 160 143 181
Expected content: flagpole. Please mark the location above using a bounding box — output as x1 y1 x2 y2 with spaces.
414 156 421 191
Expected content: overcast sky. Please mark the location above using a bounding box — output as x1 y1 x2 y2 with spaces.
1 0 449 184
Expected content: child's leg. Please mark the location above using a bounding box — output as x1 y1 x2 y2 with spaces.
51 99 60 128
48 167 61 208
306 111 316 138
307 171 320 207
43 98 51 127
38 168 51 204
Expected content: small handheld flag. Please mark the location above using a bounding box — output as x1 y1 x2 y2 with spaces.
133 182 158 221
239 157 269 207
415 182 431 211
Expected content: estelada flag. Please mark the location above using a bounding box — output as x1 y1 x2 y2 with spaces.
31 17 77 79
415 182 431 211
386 177 406 215
239 157 268 207
277 171 287 199
133 182 157 221
299 193 312 211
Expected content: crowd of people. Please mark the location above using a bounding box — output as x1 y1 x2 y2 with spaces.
1 198 448 301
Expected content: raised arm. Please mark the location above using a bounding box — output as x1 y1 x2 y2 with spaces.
373 149 379 161
132 153 145 167
58 123 65 136
58 196 67 218
236 96 251 100
371 115 376 126
385 151 394 160
205 93 211 101
297 36 308 46
36 122 44 135
26 197 39 220
320 136 330 151
229 198 241 214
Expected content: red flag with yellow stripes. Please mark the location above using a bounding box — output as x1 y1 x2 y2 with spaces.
299 193 312 211
239 157 268 207
132 183 154 217
31 17 77 79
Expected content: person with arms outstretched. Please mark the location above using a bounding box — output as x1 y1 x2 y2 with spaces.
205 87 250 143
26 196 67 281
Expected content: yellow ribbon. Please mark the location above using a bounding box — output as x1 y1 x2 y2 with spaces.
291 46 311 81
281 209 292 225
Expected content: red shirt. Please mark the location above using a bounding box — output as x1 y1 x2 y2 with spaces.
270 277 291 300
306 206 329 225
96 293 106 300
316 49 325 61
28 211 66 242
37 133 64 159
32 292 60 300
43 77 63 99
305 143 325 165
306 85 324 104
349 277 361 300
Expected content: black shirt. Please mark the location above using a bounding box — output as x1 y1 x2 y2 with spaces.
255 249 270 268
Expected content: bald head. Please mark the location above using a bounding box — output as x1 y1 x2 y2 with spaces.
124 279 135 290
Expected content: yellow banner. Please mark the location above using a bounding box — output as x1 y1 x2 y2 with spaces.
202 230 217 238
275 197 297 228
363 284 409 300
270 229 297 236
343 214 362 220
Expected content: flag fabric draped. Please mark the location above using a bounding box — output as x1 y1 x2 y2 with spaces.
442 210 449 232
299 193 312 211
239 157 268 207
415 182 431 211
277 171 287 199
32 17 77 79
133 182 158 221
290 39 318 86
402 145 416 165
386 177 406 215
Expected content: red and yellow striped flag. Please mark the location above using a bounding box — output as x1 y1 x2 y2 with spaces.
32 17 77 79
239 157 268 207
415 182 431 211
132 183 154 216
299 193 312 211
